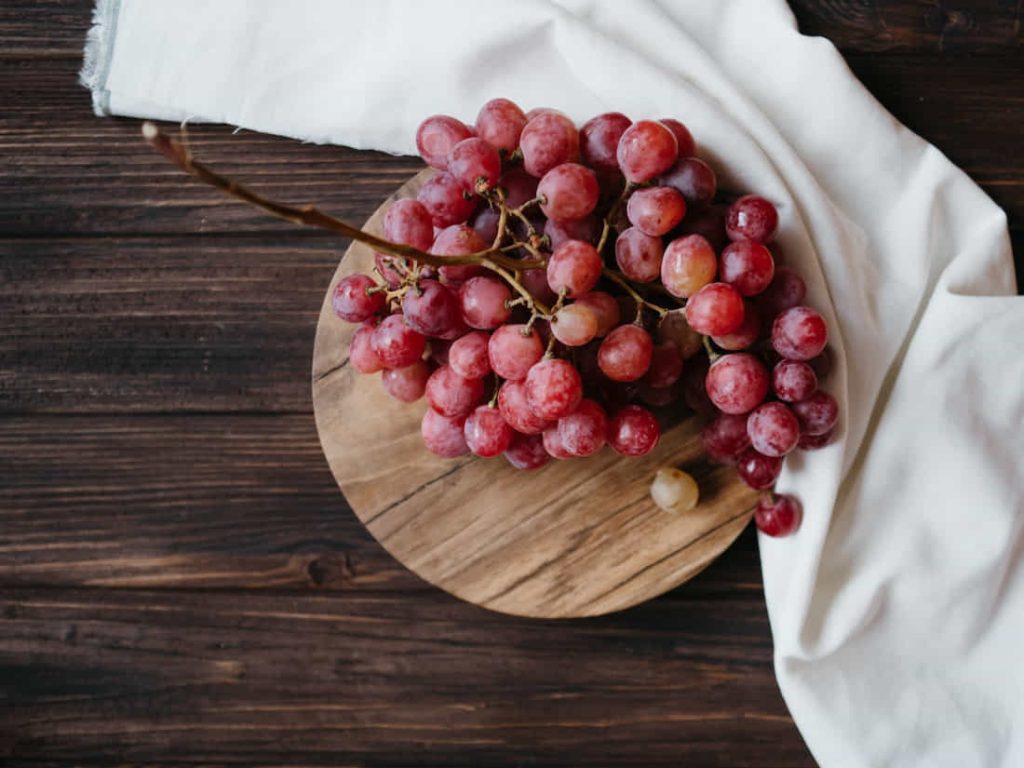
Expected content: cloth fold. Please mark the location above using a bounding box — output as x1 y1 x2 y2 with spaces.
84 1 1024 765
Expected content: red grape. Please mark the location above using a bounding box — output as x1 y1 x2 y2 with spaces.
617 120 678 183
678 203 728 252
747 402 800 457
644 340 684 388
791 391 838 436
500 167 540 209
685 282 746 336
402 279 462 338
464 404 514 458
705 353 769 414
521 268 558 305
719 241 775 296
425 364 486 418
551 303 598 347
727 195 779 243
736 448 782 490
416 115 473 170
504 432 551 470
607 405 660 457
520 111 580 177
349 321 383 374
542 423 574 459
615 227 664 283
661 234 716 299
470 206 500 244
701 412 751 464
772 360 817 402
580 112 632 171
598 325 654 382
547 240 602 297
333 274 385 322
417 172 476 228
574 292 620 337
421 409 469 458
626 186 686 236
658 310 703 359
383 198 434 251
755 494 802 536
545 215 600 249
558 399 608 457
459 275 512 329
372 314 427 369
475 97 527 155
498 379 551 435
382 361 430 403
448 330 491 380
431 224 487 283
659 118 696 158
447 137 501 193
488 324 543 380
757 266 807 319
712 301 761 351
772 306 828 361
660 157 717 208
538 163 599 222
799 427 836 450
525 358 584 420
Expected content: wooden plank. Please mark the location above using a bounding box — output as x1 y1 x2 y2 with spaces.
0 586 814 767
0 414 767 598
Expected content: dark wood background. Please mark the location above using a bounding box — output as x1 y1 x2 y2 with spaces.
1 2 1020 766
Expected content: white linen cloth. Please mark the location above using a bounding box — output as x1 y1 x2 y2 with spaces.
83 1 1024 765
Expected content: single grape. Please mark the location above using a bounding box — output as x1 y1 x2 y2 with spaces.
705 353 769 414
735 448 782 490
579 112 632 171
677 203 728 252
417 172 476 228
349 321 383 374
425 364 486 418
660 157 717 208
521 268 558 305
712 301 761 351
772 360 817 402
551 303 599 347
798 426 836 450
755 494 802 537
644 340 684 388
701 412 751 464
685 282 746 336
727 195 779 243
488 324 544 380
520 111 580 177
574 292 620 337
658 310 703 359
421 409 469 458
504 432 551 470
371 314 427 369
617 120 678 183
545 215 601 249
661 235 717 299
615 227 664 283
464 404 514 458
469 206 500 244
383 198 434 251
402 279 462 338
626 186 687 237
650 467 699 512
747 402 800 457
558 399 608 457
448 331 491 380
431 224 487 283
382 361 431 403
475 97 527 155
459 275 512 330
538 163 599 222
447 137 501 193
598 325 654 382
772 306 828 361
542 423 574 459
719 241 775 296
500 167 541 209
791 391 839 436
608 404 661 457
658 119 696 158
525 358 584 420
416 115 473 170
332 274 385 322
547 240 603 297
498 379 551 435
756 266 806 318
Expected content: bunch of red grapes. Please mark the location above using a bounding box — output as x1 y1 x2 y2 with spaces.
332 98 838 537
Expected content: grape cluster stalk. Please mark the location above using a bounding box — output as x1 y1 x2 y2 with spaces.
143 100 839 538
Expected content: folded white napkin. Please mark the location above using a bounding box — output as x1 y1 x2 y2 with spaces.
84 1 1024 765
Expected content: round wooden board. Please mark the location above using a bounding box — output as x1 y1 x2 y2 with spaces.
312 170 758 619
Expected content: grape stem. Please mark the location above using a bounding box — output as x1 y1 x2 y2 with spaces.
140 122 544 274
603 269 669 320
702 334 721 362
596 181 636 254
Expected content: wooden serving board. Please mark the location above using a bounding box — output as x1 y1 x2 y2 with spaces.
312 170 757 619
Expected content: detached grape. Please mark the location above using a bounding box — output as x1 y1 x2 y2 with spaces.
650 467 699 512
755 494 802 537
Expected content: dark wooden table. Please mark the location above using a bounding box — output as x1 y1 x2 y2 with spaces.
1 2 1020 766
